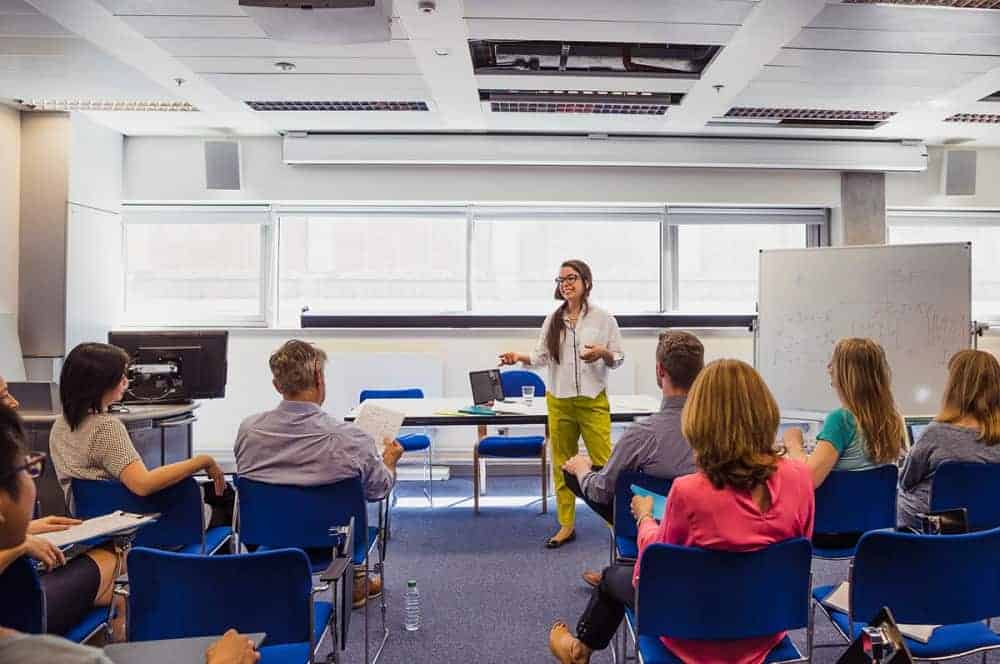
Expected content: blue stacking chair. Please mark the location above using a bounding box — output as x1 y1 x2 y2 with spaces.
0 555 110 643
812 465 897 559
626 538 813 664
612 471 674 563
931 462 1000 532
473 370 547 515
127 547 333 664
359 388 433 507
234 475 387 664
812 527 1000 661
71 477 231 555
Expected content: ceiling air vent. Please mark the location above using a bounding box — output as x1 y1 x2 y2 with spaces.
14 99 197 111
245 100 429 111
720 107 895 129
470 41 720 79
480 90 681 115
945 113 1000 123
842 1 1000 8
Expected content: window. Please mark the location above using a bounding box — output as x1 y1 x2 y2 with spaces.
471 208 662 313
278 208 467 325
120 203 828 326
123 206 272 325
668 208 826 313
889 209 1000 322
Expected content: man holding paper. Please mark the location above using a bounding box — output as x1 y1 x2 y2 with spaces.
234 340 404 608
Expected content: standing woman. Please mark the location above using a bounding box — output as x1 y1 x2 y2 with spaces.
500 259 624 548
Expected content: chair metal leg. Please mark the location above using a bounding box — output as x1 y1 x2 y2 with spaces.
540 440 548 515
473 444 481 515
425 444 434 508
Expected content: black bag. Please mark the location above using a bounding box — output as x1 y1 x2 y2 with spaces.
919 507 968 535
836 607 913 664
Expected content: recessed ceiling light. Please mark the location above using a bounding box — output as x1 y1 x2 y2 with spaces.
274 61 297 72
418 0 436 13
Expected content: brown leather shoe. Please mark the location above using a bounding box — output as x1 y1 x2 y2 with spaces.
548 621 592 664
581 570 601 588
352 575 383 609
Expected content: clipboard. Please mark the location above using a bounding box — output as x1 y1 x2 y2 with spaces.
38 511 158 548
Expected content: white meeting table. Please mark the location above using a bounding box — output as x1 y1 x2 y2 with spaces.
345 395 661 493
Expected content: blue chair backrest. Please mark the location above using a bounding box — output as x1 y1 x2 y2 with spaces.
636 538 812 640
814 465 897 535
235 475 366 554
0 556 45 633
614 471 674 540
127 547 312 645
71 478 203 550
851 527 1000 626
359 388 424 403
499 370 545 399
931 462 1000 531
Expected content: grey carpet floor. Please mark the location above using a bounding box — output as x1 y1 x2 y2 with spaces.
318 477 995 664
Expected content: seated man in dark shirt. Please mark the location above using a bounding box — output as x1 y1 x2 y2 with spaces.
562 330 703 587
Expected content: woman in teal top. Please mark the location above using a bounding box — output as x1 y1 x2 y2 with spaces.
784 338 907 487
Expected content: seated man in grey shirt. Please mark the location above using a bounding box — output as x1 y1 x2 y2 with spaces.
562 330 702 586
234 340 404 607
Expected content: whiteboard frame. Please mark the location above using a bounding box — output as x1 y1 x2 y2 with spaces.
754 241 972 415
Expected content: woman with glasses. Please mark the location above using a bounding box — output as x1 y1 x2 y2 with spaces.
49 343 226 515
500 259 624 548
0 405 260 662
0 392 124 638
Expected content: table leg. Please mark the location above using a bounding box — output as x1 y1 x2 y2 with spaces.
477 424 487 496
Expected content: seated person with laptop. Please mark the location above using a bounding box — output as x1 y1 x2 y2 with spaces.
0 403 260 664
234 340 404 608
560 331 703 587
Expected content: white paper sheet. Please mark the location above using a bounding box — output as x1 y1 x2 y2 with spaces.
355 402 405 454
38 511 157 547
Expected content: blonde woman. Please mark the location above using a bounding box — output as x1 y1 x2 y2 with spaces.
897 350 1000 528
784 338 907 488
549 360 814 664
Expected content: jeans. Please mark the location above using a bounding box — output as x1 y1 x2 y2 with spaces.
576 563 635 650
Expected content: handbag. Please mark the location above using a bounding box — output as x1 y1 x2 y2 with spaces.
836 607 913 664
919 507 968 535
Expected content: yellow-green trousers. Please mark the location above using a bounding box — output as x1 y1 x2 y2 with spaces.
547 390 612 527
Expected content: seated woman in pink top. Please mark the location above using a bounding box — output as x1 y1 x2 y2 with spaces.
549 359 815 664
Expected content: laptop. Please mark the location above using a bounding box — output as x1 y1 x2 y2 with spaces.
7 381 60 414
469 369 504 405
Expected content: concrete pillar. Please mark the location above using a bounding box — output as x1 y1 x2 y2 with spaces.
840 172 886 245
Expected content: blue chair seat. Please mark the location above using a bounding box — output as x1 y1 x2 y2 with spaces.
625 608 803 664
178 526 232 555
398 433 431 452
64 607 107 643
615 535 638 560
477 435 544 458
811 544 857 560
252 600 332 664
813 585 1000 659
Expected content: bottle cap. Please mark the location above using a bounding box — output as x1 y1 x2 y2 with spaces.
407 580 417 588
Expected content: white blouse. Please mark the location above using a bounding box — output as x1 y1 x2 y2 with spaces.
529 304 624 399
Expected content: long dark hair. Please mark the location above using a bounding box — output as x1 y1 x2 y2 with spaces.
0 404 25 499
60 343 130 431
545 259 593 364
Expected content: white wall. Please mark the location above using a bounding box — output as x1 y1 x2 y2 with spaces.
0 106 19 315
887 147 1000 209
65 114 123 354
123 136 842 206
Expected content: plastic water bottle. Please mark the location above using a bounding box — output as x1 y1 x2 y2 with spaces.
404 580 421 632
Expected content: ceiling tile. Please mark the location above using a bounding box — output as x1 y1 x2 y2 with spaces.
808 3 1000 32
0 13 72 36
771 48 1000 73
202 73 430 101
463 0 754 25
154 37 414 58
119 15 267 38
790 27 1000 56
95 0 248 16
179 56 420 75
466 18 737 45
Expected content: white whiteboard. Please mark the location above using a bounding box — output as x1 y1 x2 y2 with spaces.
757 243 971 415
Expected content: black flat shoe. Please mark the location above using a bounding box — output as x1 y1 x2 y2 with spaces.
545 530 576 548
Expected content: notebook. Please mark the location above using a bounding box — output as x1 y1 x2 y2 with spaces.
821 582 938 643
38 511 158 547
630 485 667 520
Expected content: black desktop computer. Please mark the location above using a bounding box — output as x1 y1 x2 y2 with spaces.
107 330 228 404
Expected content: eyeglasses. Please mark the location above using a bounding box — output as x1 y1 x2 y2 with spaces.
554 275 580 285
2 452 46 482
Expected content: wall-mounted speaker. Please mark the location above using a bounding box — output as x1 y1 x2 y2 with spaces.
204 141 241 191
943 149 976 196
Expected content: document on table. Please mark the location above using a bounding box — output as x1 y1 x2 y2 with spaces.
356 402 405 454
821 582 938 643
38 511 158 547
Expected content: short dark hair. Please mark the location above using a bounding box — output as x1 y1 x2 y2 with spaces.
656 330 704 390
0 403 25 499
60 343 130 430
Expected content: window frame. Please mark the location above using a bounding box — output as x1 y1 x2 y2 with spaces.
888 207 1000 324
121 204 275 328
119 203 830 328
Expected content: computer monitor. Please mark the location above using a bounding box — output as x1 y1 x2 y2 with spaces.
907 422 930 447
107 330 228 404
